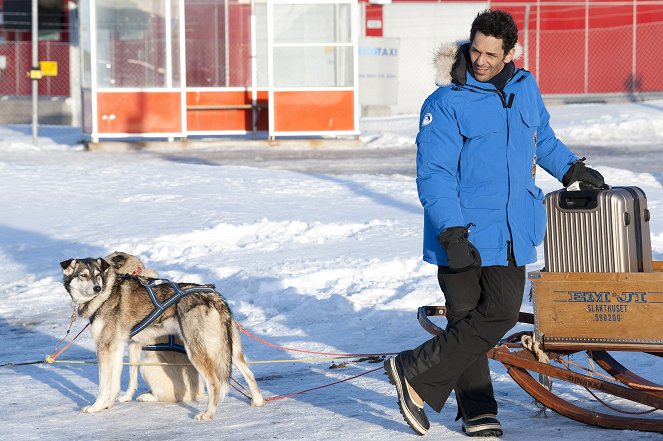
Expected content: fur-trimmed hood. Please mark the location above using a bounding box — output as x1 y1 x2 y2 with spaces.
434 41 523 86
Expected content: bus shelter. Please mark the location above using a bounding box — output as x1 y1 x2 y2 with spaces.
79 0 359 141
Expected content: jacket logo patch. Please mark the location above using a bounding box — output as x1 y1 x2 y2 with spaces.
422 113 433 127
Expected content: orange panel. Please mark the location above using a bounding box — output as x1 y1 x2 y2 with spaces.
97 92 181 134
186 90 268 132
273 90 355 132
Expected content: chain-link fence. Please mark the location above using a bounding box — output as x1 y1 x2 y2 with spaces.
0 0 80 143
494 1 663 98
0 38 73 125
184 0 252 88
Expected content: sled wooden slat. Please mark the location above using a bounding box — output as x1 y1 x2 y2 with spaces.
493 347 663 433
589 350 663 398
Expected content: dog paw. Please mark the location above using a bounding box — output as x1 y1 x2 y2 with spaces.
119 393 134 403
137 393 158 402
81 405 103 414
194 411 215 421
251 396 265 407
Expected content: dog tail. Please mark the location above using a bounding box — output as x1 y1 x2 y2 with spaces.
214 306 234 403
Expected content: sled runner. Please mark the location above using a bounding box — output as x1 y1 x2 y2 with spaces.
417 261 663 432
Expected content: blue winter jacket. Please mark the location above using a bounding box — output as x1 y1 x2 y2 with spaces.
417 63 578 267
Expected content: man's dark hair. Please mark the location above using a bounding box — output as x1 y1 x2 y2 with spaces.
470 10 518 53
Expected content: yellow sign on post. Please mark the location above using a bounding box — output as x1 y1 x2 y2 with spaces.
29 69 43 80
39 61 58 77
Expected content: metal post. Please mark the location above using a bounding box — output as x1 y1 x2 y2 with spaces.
214 4 219 85
250 0 258 134
632 0 637 95
224 0 230 87
69 1 81 128
165 0 173 89
535 0 540 79
523 3 530 71
179 0 187 138
267 0 274 140
32 0 39 145
584 0 589 94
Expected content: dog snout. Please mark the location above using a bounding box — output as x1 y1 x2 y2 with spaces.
93 285 102 293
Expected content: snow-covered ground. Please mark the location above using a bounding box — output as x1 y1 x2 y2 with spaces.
1 100 663 440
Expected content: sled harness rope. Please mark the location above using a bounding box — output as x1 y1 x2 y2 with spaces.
236 322 396 358
4 274 395 401
231 365 385 402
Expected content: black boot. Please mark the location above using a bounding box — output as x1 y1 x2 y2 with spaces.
384 356 430 436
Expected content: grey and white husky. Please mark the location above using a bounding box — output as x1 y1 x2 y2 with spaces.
103 252 202 405
60 254 264 420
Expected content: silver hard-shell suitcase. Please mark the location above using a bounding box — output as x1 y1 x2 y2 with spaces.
543 186 653 272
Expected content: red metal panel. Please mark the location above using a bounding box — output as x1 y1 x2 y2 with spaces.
273 90 355 132
96 91 181 134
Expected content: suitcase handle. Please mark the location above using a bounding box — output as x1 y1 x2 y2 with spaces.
558 190 600 210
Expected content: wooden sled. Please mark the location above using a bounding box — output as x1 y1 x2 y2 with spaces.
417 261 663 432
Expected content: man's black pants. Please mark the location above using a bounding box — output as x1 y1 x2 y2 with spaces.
398 256 525 417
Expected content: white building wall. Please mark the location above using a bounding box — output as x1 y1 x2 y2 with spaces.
381 2 487 115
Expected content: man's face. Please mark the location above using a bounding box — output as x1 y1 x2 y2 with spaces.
469 31 515 82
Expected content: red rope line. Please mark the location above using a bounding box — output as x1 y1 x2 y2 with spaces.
237 323 396 358
47 323 90 363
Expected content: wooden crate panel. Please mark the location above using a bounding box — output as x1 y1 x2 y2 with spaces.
531 262 663 351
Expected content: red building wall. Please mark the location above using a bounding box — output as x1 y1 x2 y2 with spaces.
491 0 663 94
362 0 663 95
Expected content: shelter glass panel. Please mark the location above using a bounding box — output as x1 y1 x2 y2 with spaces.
273 4 352 44
273 46 353 88
185 0 251 87
95 0 181 88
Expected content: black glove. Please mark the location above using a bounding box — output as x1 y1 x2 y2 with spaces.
438 225 481 272
562 158 605 190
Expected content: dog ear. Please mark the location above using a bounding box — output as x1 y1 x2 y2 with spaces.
98 258 111 273
111 253 126 269
60 259 76 276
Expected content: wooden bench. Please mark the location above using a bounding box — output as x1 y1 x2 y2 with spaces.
186 104 254 111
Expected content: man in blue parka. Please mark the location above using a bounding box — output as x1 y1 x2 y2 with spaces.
384 10 604 437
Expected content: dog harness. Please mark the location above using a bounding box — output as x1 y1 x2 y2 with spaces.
127 276 218 341
142 335 186 354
